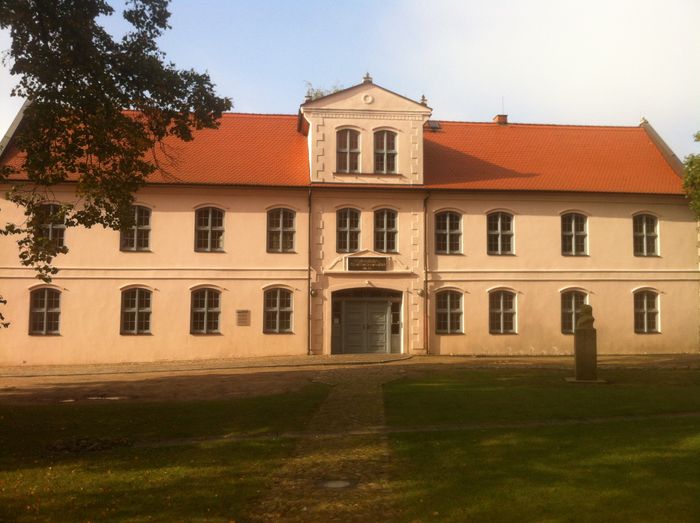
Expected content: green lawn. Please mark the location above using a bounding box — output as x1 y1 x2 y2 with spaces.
385 368 700 522
0 383 329 522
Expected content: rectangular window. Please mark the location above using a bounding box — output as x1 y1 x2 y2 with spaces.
561 213 587 256
435 212 461 254
120 205 151 251
489 291 516 334
436 291 463 334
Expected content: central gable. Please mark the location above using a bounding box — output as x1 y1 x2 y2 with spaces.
300 77 432 186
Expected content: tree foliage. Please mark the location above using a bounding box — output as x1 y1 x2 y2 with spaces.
683 131 700 218
0 0 232 281
304 81 344 101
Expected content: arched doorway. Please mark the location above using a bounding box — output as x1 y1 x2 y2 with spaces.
331 288 402 354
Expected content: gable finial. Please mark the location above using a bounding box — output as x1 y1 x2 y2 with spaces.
420 94 428 106
363 72 373 84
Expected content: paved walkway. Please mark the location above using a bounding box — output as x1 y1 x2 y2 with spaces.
246 365 406 522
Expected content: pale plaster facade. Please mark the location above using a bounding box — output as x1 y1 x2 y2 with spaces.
0 79 698 364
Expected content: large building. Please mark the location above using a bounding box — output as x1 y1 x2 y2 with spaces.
1 77 698 365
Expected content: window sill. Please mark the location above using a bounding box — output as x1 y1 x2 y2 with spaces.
436 332 464 336
634 254 661 258
436 252 464 256
634 331 661 335
263 331 295 335
190 332 223 336
561 254 589 257
487 253 516 256
489 332 518 336
120 249 153 253
28 333 61 336
267 250 297 254
194 250 226 254
120 332 152 336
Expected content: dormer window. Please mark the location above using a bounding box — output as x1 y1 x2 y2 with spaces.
337 129 360 173
374 130 397 173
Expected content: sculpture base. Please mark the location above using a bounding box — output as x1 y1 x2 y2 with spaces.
565 377 608 384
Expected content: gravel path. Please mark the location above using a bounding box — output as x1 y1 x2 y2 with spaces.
246 366 406 522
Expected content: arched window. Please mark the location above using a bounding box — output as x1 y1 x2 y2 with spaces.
190 288 221 334
487 212 514 255
120 288 152 335
489 290 516 334
561 290 587 334
374 130 397 173
337 208 360 252
36 204 66 248
436 290 462 334
264 288 293 333
633 214 658 256
267 208 295 253
435 211 461 254
29 288 61 335
336 129 360 173
120 205 151 251
634 290 659 333
561 213 587 256
194 207 224 252
374 208 397 253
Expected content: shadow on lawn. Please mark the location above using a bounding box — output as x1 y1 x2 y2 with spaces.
0 440 290 522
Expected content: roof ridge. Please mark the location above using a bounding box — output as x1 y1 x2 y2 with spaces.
433 119 642 130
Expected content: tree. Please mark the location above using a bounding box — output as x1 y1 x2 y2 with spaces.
0 0 231 282
304 81 344 101
683 131 700 217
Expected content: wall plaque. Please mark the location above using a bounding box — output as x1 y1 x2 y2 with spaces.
347 257 387 271
236 310 251 326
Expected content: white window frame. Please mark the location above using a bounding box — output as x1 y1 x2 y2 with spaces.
436 290 463 334
435 211 462 254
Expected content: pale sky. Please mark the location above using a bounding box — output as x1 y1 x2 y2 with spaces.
1 0 699 159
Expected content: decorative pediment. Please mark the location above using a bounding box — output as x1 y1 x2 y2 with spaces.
301 80 431 117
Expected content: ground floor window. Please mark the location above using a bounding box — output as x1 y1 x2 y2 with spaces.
489 290 516 334
121 288 152 335
29 288 60 335
264 288 292 333
561 290 586 334
634 290 659 333
191 288 221 334
436 290 462 334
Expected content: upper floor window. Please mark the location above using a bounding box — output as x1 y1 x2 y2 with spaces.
633 214 658 256
487 212 514 255
195 207 224 252
561 213 587 256
191 288 221 334
337 208 360 253
374 209 397 253
561 290 587 334
264 288 293 333
435 211 461 254
337 129 360 173
121 288 151 335
489 290 516 334
36 204 65 248
267 208 295 253
29 288 60 335
436 290 462 334
374 130 397 173
120 205 151 251
634 290 659 334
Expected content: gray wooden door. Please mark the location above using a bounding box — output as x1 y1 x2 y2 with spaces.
342 301 390 354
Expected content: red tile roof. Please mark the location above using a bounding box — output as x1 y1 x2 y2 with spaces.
424 121 683 194
1 113 684 194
